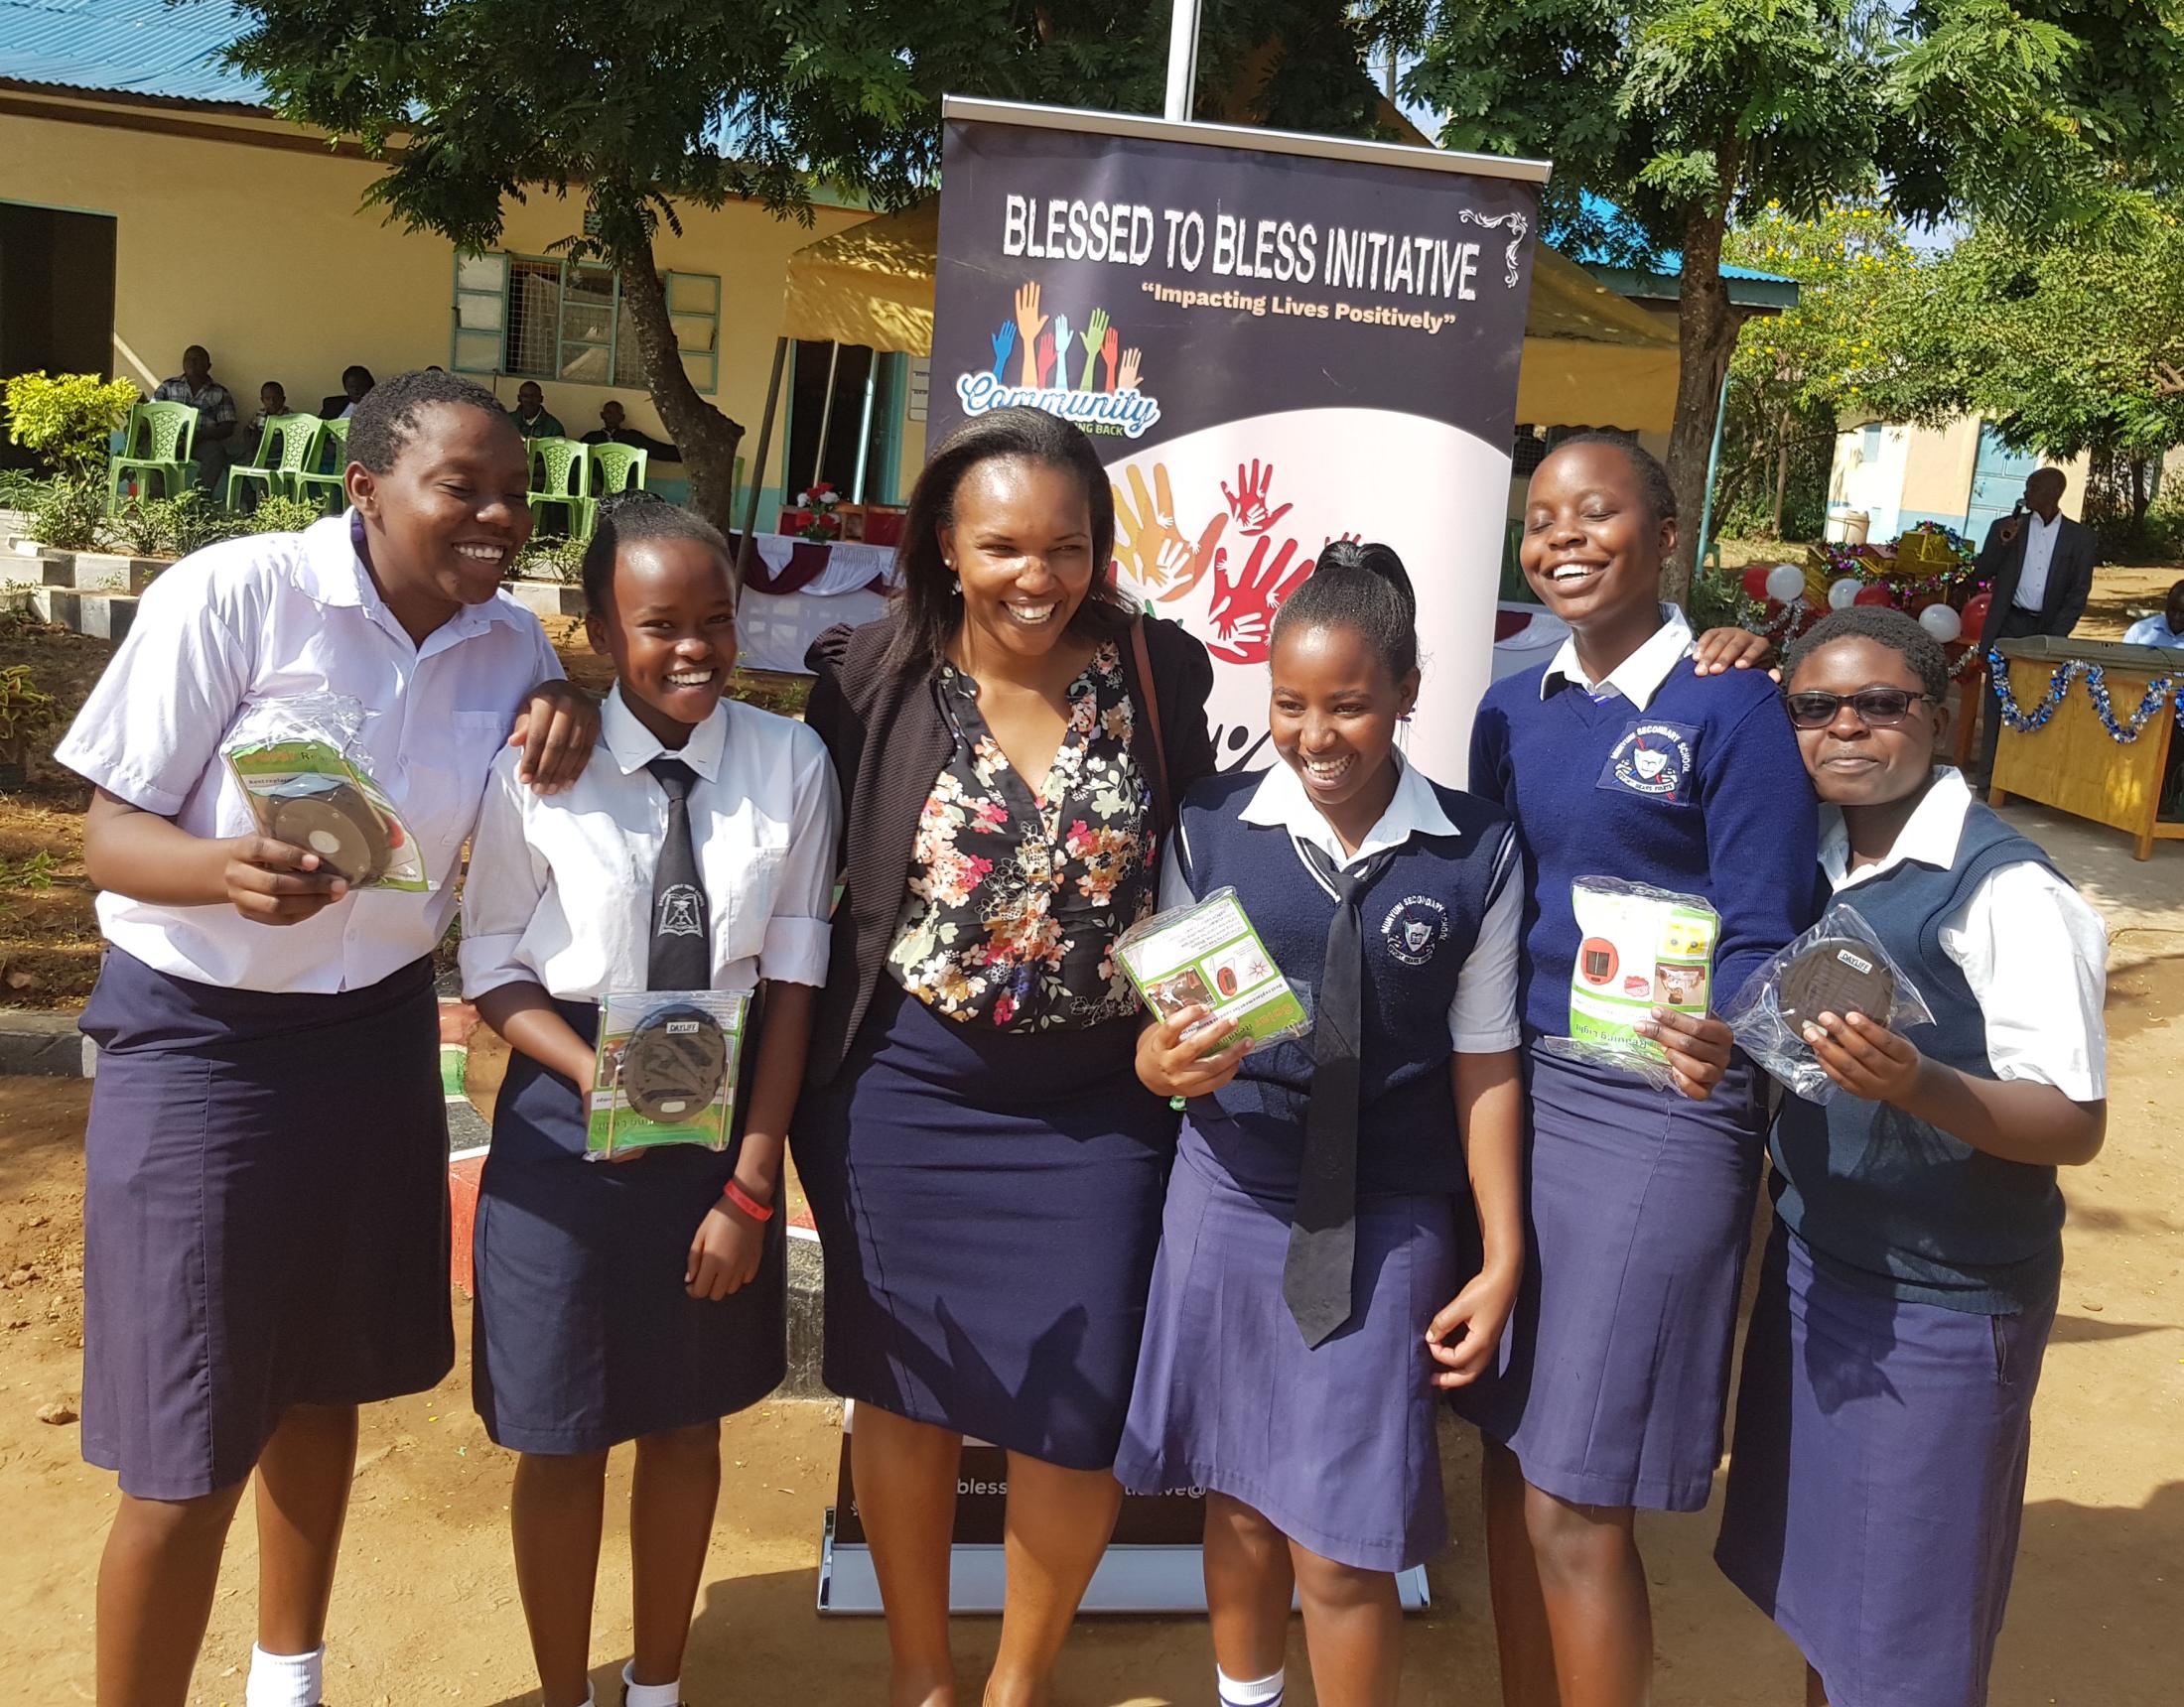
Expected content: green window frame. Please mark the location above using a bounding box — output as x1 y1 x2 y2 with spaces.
450 252 721 396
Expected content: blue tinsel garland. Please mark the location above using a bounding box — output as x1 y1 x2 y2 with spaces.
1985 649 2181 743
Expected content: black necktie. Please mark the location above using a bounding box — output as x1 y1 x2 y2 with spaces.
1283 842 1395 1348
645 757 710 990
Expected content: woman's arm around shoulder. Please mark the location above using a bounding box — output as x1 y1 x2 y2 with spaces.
1140 611 1218 792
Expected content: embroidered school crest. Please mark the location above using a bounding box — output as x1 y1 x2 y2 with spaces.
1598 721 1699 803
655 884 706 938
1381 895 1450 967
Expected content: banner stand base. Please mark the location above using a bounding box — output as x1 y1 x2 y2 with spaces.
817 1509 1432 1616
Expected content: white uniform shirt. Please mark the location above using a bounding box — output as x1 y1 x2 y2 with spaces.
2121 614 2184 649
1819 768 2107 1100
55 513 562 993
1540 603 1694 709
1161 754 1522 1052
460 686 840 1002
2013 512 2061 611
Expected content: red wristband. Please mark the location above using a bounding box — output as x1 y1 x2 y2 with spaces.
722 1178 774 1223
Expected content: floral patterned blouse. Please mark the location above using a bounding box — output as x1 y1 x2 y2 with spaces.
886 641 1157 1031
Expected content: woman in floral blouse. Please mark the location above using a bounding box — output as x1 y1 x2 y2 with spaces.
796 408 1214 1707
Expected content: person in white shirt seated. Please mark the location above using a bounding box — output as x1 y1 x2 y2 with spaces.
2122 579 2184 650
458 492 840 1707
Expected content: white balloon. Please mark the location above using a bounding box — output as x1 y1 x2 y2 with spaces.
1765 563 1807 604
1918 602 1964 644
1828 576 1861 610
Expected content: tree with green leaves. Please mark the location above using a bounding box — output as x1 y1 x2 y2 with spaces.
1386 0 2184 596
225 1 1393 532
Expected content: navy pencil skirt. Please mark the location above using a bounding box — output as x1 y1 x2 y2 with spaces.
78 949 454 1501
472 998 785 1455
792 980 1175 1471
1452 1042 1766 1511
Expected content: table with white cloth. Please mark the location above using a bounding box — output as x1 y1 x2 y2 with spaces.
734 532 898 674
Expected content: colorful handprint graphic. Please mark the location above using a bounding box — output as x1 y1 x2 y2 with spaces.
1078 309 1110 391
991 320 1016 380
1205 535 1312 664
1112 462 1225 602
1220 460 1294 536
1014 282 1047 388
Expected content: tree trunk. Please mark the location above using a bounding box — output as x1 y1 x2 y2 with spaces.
1664 191 1740 604
2129 455 2151 532
616 247 745 533
1772 407 1792 538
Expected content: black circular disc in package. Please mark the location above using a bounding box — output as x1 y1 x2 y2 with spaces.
619 1003 730 1125
265 774 394 886
1778 936 1897 1030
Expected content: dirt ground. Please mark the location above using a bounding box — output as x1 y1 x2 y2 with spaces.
0 941 2176 1702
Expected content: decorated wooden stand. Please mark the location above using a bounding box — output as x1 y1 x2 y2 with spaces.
1989 636 2184 861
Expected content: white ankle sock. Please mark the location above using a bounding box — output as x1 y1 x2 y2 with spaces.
245 1644 324 1707
1217 1664 1286 1707
622 1660 682 1707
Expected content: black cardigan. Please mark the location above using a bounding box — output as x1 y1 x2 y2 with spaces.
802 607 1217 1086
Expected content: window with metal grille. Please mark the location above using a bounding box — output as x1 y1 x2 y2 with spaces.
450 252 717 394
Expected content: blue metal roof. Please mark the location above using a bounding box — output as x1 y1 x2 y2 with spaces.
1564 191 1792 284
0 0 264 107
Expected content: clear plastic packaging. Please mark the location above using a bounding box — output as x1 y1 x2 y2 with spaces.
222 694 432 892
587 988 750 1158
1539 876 1719 1091
1721 903 1935 1105
1113 886 1311 1056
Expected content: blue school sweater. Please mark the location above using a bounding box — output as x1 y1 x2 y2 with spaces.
1175 768 1516 1197
1469 659 1818 1040
1772 806 2068 1315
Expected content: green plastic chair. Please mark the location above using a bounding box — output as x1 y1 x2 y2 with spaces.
527 438 595 540
224 414 324 510
107 401 201 509
587 442 649 501
291 417 351 514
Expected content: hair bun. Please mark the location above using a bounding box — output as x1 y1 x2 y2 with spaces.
1317 539 1416 623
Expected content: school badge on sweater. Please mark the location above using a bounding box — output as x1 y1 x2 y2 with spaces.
1598 721 1700 804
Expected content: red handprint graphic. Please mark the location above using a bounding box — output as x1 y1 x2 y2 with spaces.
1206 534 1309 664
1036 330 1057 388
1220 460 1294 536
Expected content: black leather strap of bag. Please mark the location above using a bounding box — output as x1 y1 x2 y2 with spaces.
1129 615 1174 835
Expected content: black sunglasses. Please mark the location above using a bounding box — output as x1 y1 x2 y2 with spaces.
1782 688 1934 729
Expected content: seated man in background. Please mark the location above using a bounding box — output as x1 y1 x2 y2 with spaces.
319 365 376 420
2122 579 2184 650
508 381 566 440
580 398 681 462
244 382 290 456
151 345 238 498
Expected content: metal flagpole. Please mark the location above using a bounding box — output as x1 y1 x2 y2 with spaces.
1164 0 1201 121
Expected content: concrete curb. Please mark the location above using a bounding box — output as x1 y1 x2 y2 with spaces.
0 1009 96 1078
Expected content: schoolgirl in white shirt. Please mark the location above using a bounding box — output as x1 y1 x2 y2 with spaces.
459 495 840 1707
55 370 596 1707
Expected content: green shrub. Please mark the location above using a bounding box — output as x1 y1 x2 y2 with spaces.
1689 562 1763 636
109 489 239 559
237 494 327 536
2 371 138 481
0 664 59 746
513 534 586 584
0 469 50 512
28 474 107 553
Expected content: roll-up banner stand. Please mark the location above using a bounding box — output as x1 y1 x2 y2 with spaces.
816 98 1546 1618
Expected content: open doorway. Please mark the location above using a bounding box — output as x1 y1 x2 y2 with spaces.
0 202 118 472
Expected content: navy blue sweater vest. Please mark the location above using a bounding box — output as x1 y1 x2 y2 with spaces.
1470 659 1819 1040
1772 801 2069 1314
1174 768 1515 1197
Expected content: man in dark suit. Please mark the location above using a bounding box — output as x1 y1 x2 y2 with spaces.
1975 466 2098 784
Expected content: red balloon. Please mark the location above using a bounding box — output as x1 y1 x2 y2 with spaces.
1741 564 1775 602
1960 591 1991 644
1852 585 1896 608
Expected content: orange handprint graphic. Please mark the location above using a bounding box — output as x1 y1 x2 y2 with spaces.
1013 282 1047 389
1112 462 1224 602
1205 534 1310 664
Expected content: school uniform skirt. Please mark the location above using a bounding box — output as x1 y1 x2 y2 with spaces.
472 999 784 1455
1115 1121 1462 1572
1714 1224 2055 1707
791 980 1173 1471
1452 1043 1764 1511
78 948 453 1501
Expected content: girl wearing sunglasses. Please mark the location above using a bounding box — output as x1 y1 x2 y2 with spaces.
1712 606 2108 1707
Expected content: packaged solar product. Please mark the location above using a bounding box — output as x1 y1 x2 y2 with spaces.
223 694 430 891
1114 886 1310 1057
588 988 750 1158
